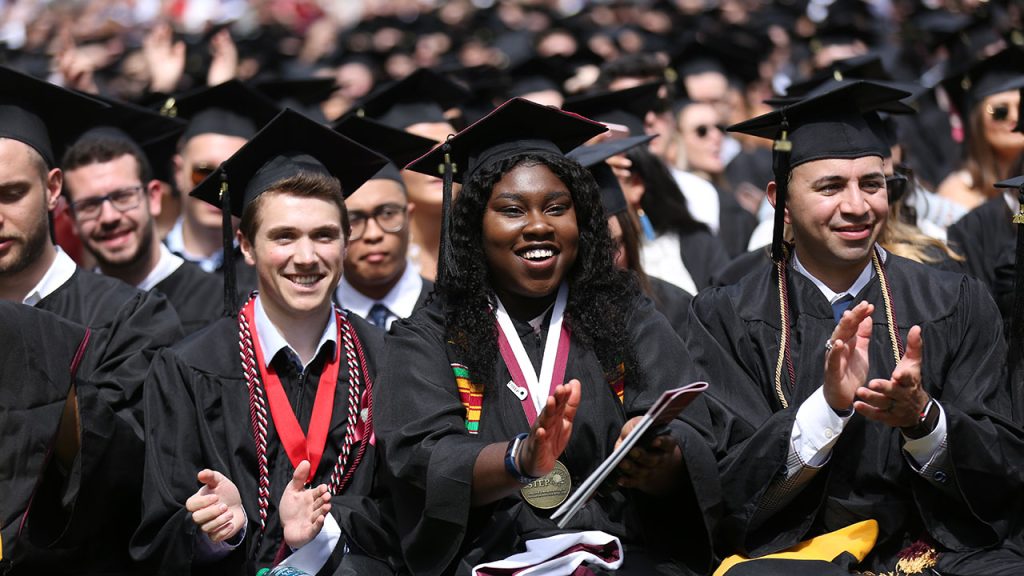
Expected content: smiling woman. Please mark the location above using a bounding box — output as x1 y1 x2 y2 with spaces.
376 98 721 575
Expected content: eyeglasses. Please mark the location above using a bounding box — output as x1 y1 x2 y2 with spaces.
348 203 408 241
885 172 909 204
693 124 726 139
985 103 1016 122
190 163 217 187
69 186 143 221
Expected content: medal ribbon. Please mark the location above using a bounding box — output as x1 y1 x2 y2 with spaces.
242 298 339 483
495 284 571 425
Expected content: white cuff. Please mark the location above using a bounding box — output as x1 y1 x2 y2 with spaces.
790 386 852 474
902 402 948 468
277 513 342 574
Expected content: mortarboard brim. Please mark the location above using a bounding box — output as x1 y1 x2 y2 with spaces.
333 114 440 169
562 81 664 136
350 68 470 130
567 134 655 217
0 66 110 168
405 97 607 185
190 108 388 218
161 80 281 143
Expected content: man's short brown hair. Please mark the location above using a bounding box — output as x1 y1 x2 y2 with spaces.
238 170 350 241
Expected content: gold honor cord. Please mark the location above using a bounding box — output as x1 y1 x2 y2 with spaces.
774 247 902 409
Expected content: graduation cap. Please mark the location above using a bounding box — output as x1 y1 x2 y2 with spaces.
670 25 769 88
766 77 919 113
939 46 1024 118
333 114 439 187
807 0 880 50
349 68 471 130
160 80 281 143
190 108 388 313
251 77 338 123
562 81 664 136
507 55 570 99
997 174 1024 377
567 134 656 217
0 66 110 168
779 53 910 98
67 94 187 183
727 80 912 261
405 97 607 286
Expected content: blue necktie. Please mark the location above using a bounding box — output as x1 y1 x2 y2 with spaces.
831 295 854 324
368 303 390 328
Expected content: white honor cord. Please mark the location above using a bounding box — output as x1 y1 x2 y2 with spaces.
494 283 569 417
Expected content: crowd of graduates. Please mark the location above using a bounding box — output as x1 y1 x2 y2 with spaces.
3 0 1024 575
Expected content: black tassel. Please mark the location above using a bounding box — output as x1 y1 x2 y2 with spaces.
436 137 457 288
770 118 792 262
1008 184 1024 385
219 173 237 316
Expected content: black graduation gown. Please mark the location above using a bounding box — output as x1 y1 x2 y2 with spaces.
153 260 226 335
132 312 399 576
0 304 88 569
647 276 692 340
715 187 758 260
14 268 184 575
687 253 1024 573
375 296 721 576
946 195 1016 325
677 228 732 291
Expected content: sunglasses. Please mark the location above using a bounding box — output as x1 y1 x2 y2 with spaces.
190 163 217 187
693 124 726 138
985 103 1015 122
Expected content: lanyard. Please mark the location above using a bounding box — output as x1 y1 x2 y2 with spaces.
495 284 571 424
242 298 339 483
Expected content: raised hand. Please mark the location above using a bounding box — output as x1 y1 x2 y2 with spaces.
280 460 332 550
855 325 929 427
206 28 238 86
824 301 875 412
613 417 682 495
143 23 185 94
518 379 581 478
185 469 246 543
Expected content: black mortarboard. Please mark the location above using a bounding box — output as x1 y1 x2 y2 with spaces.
507 55 570 99
940 46 1024 118
562 81 663 136
405 97 607 285
670 25 769 87
69 94 187 182
567 134 655 217
190 108 387 312
349 68 470 130
779 53 904 97
727 80 911 261
333 114 440 168
161 80 281 143
251 77 337 123
0 66 110 168
766 77 919 113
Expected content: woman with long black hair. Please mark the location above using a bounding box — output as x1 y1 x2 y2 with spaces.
375 98 719 576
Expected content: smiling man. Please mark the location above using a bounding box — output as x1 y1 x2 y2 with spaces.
61 103 224 334
687 81 1024 574
133 110 401 575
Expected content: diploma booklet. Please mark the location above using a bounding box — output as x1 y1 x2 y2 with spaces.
550 382 709 528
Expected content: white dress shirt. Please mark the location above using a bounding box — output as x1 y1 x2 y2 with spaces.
23 247 77 306
137 244 185 291
336 264 423 330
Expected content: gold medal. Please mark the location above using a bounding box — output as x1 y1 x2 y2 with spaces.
520 460 571 509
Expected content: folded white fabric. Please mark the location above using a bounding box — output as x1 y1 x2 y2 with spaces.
472 531 624 576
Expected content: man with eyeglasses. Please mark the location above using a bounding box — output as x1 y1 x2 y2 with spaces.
336 164 433 330
62 119 225 335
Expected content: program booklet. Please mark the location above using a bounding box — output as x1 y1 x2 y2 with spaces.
550 382 709 528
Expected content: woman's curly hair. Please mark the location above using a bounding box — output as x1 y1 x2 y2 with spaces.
437 150 641 389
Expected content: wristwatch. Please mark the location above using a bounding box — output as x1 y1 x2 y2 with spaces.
901 397 940 440
504 432 540 485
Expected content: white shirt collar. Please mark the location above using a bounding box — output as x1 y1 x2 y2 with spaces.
164 216 223 273
137 244 185 291
1004 191 1019 214
792 245 887 305
253 294 337 371
336 264 423 330
23 247 77 306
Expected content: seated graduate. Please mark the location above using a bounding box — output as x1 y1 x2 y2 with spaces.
333 116 440 329
567 134 693 339
0 66 184 573
376 98 720 576
132 110 402 575
687 81 1024 573
61 97 225 335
